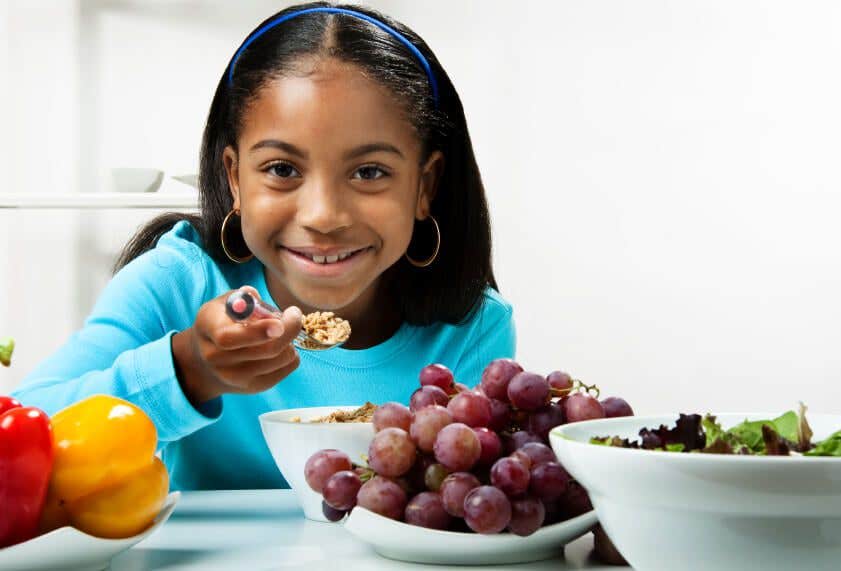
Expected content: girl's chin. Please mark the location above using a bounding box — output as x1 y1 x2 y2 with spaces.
286 285 366 313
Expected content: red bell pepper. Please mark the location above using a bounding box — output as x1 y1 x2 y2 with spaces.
0 396 54 548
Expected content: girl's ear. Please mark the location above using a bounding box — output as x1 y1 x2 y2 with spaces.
416 150 445 219
223 145 241 210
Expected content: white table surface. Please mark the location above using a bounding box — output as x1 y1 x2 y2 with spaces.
110 490 626 570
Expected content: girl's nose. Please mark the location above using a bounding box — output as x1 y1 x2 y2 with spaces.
296 179 352 235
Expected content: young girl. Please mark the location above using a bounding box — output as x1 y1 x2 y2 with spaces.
13 2 514 491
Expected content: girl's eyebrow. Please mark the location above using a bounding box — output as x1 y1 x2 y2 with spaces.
248 140 404 160
249 139 308 158
343 143 404 160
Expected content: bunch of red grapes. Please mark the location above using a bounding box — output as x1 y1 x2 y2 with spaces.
304 358 633 536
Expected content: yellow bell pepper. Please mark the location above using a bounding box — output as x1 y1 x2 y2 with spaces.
39 395 169 538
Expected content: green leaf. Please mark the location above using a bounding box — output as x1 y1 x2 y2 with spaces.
726 419 769 453
770 411 798 443
702 414 725 448
665 443 685 452
0 338 13 367
590 436 636 448
805 430 841 457
725 412 797 454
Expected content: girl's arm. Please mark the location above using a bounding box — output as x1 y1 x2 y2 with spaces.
12 239 221 446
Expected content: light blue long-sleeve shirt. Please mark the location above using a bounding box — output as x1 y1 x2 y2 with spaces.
13 221 515 490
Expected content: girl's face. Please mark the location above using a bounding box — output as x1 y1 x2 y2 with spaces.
224 58 443 316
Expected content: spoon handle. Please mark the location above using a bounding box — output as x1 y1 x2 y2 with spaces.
225 289 281 322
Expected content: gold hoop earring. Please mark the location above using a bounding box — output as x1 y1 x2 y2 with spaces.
405 215 441 268
220 209 253 264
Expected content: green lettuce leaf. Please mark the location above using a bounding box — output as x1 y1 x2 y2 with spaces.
702 414 726 448
725 411 798 453
805 430 841 457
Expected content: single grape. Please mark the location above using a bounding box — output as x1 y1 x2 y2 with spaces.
322 500 346 522
504 431 543 454
404 491 452 530
448 391 492 427
564 393 606 423
480 358 524 402
356 476 407 520
559 480 593 519
528 402 566 441
373 402 413 432
433 423 481 472
490 457 530 497
601 396 634 418
529 462 569 501
463 486 512 534
518 442 558 467
410 385 450 412
368 427 417 477
410 405 453 452
419 364 454 392
474 427 503 467
507 372 550 411
508 496 546 536
509 449 532 470
440 472 481 517
547 370 573 393
487 398 511 431
304 449 352 493
322 470 362 511
424 463 450 491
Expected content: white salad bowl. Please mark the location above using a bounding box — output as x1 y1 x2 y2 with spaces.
550 413 841 571
260 406 374 522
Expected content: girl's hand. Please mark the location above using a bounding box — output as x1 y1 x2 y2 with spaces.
172 287 303 405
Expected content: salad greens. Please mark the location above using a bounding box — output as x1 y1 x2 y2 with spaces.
0 338 13 367
591 403 840 457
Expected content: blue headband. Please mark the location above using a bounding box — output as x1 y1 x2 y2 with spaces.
227 7 440 108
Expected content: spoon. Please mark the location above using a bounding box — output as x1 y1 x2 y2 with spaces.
224 289 347 351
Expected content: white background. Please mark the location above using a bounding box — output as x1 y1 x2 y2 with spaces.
1 1 840 416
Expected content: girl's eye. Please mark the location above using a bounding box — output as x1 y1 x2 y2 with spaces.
267 162 301 179
353 165 388 180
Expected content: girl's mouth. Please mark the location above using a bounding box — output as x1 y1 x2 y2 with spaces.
280 245 373 276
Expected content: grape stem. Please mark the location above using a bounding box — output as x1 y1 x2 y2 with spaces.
549 379 600 399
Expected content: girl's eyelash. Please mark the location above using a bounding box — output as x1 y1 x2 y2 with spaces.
260 161 390 180
353 164 391 179
263 161 301 178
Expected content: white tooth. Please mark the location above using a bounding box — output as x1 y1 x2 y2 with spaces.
325 255 339 264
339 252 350 260
312 255 326 264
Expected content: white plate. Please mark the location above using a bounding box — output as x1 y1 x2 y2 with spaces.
0 492 180 571
343 506 597 565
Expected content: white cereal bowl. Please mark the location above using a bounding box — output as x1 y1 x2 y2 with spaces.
260 406 374 522
550 413 841 571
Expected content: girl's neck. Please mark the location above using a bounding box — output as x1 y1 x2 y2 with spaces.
264 272 402 350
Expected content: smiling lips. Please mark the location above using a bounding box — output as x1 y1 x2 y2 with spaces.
283 246 370 265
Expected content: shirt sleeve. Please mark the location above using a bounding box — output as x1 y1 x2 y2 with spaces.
11 236 222 445
453 290 517 388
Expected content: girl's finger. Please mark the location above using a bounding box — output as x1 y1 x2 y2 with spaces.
222 351 302 394
249 354 302 392
235 345 298 378
217 336 292 363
